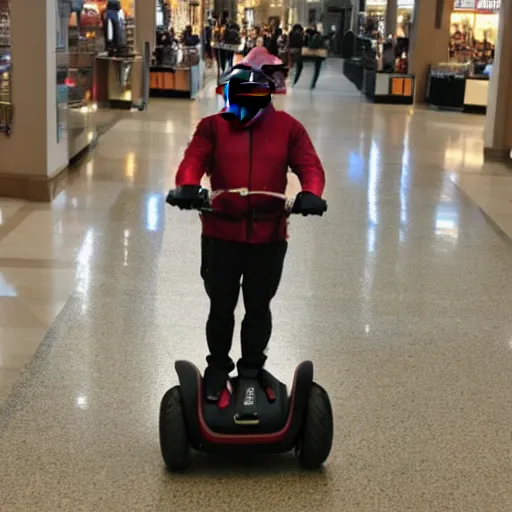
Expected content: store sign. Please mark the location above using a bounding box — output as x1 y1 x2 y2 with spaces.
397 0 414 7
366 0 387 6
476 0 500 10
453 0 476 9
453 0 500 10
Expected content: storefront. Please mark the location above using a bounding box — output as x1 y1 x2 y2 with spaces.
361 0 386 38
64 0 147 158
450 0 499 67
426 0 500 112
150 0 204 99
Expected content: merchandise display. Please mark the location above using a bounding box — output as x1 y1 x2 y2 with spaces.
66 0 137 109
150 0 207 99
425 0 501 112
343 34 414 105
69 0 135 55
150 44 203 99
426 61 489 112
0 0 11 135
450 0 499 68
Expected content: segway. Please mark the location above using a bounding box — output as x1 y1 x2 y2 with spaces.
160 188 333 470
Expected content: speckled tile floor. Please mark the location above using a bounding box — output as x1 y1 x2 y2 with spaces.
1 60 512 511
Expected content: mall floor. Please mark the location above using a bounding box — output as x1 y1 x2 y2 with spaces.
1 60 512 511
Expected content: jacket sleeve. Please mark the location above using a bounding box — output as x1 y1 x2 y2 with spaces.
175 117 215 186
288 118 325 197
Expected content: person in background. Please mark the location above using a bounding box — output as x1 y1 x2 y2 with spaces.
265 26 281 57
243 27 258 55
182 25 200 47
287 24 304 79
304 23 316 46
203 21 213 66
293 29 325 90
222 21 241 72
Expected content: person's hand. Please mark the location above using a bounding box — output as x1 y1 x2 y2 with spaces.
292 191 327 216
166 185 208 210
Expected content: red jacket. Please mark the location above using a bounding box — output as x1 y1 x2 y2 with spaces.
175 105 325 243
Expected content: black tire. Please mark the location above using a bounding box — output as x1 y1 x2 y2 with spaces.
297 382 334 470
159 386 190 471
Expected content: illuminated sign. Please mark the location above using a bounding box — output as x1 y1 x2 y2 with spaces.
453 0 476 9
453 0 500 10
476 0 500 10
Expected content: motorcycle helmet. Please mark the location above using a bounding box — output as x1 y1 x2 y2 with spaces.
216 47 288 126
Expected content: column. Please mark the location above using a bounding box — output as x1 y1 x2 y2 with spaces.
385 0 397 38
408 0 452 103
214 0 236 18
0 0 68 201
483 0 512 162
135 0 156 55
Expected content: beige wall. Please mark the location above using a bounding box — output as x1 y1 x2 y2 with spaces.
484 0 512 154
409 0 452 103
135 0 156 56
0 0 67 178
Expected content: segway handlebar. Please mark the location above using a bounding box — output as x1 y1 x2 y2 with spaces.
166 187 327 218
165 187 292 218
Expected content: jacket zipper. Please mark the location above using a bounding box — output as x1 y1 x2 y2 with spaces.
246 129 253 242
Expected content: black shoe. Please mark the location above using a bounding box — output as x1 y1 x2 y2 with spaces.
204 367 230 402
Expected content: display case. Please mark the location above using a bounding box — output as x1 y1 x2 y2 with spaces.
426 62 469 108
363 70 415 104
150 45 203 99
426 62 488 113
94 54 145 108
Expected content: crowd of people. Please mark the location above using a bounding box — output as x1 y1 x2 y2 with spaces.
203 16 328 90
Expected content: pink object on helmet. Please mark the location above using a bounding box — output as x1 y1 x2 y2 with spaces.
240 47 284 70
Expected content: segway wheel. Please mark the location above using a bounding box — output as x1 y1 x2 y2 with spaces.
159 386 190 471
297 383 334 470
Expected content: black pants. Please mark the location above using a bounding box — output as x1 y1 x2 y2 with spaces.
215 49 234 79
201 237 288 373
293 56 323 89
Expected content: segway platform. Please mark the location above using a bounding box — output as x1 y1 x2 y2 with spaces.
159 360 333 470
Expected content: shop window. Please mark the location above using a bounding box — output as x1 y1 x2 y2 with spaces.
0 0 12 135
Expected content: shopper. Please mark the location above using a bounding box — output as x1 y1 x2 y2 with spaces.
293 29 326 90
182 25 200 47
288 24 304 80
169 49 326 399
223 21 241 70
203 21 213 66
265 27 280 57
